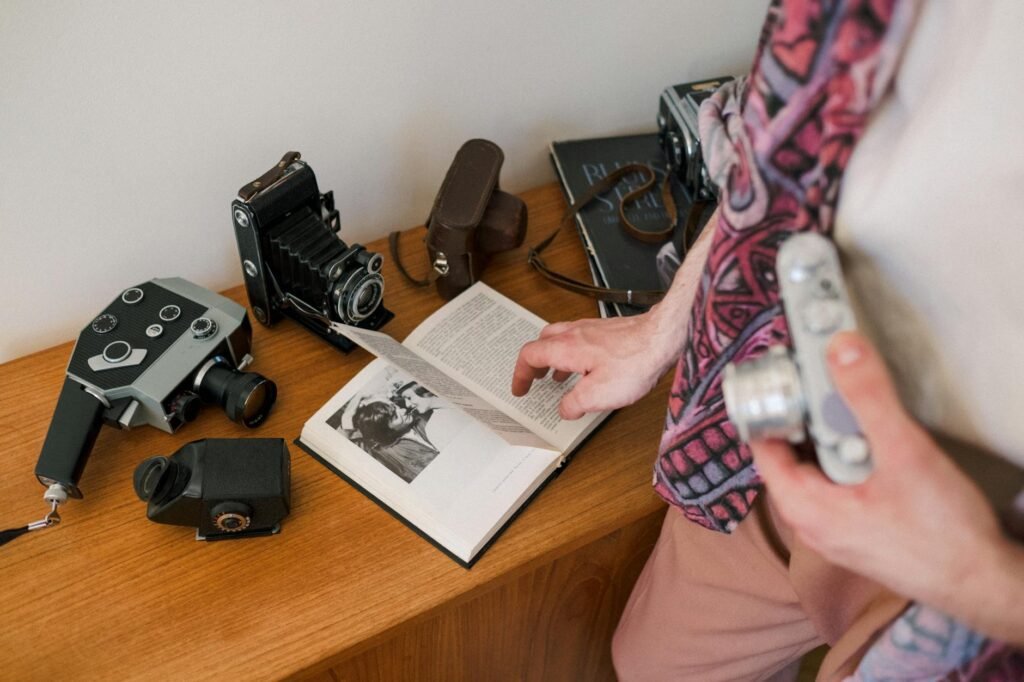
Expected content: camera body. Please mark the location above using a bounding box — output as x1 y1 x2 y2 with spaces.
34 278 277 499
722 233 873 485
231 152 393 352
657 76 734 202
134 438 291 540
424 139 527 300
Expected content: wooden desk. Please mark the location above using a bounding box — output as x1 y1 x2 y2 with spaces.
0 184 669 681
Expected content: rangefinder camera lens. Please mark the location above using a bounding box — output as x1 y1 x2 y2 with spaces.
721 346 806 443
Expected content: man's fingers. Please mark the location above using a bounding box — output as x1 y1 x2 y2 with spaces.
539 321 574 339
511 338 588 397
749 440 831 496
552 370 573 383
558 373 607 420
559 389 585 420
826 331 923 457
753 440 847 548
749 439 836 523
749 438 843 532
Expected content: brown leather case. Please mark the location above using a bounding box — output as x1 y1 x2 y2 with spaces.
425 139 527 299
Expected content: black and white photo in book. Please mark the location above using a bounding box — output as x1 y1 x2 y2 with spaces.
325 367 473 484
298 282 612 565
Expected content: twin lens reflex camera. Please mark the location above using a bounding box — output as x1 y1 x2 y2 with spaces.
657 76 734 202
231 152 393 353
722 233 874 485
34 278 278 512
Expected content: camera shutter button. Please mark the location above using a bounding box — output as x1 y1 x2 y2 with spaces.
102 340 132 364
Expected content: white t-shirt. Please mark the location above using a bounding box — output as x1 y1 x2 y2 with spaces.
834 0 1024 465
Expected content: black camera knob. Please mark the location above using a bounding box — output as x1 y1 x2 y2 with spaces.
170 391 202 424
211 502 253 533
190 317 218 339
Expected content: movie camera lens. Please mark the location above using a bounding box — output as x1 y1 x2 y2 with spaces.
195 360 277 427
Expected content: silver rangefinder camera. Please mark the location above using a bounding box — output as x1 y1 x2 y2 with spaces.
722 233 873 485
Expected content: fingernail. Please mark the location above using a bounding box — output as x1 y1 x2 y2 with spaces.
830 336 864 367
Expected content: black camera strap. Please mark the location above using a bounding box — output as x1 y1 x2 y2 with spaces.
527 163 708 307
1 498 62 547
388 229 440 289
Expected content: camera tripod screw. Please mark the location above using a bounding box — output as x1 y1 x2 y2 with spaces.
253 307 267 324
234 209 250 228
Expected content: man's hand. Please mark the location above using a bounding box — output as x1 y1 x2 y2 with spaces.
511 307 686 420
750 331 1024 644
510 209 718 420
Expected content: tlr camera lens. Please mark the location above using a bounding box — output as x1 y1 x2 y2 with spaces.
194 359 277 427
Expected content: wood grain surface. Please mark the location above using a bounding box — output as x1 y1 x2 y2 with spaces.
0 184 670 680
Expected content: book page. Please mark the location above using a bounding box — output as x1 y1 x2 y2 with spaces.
402 283 607 453
301 358 562 563
330 322 551 450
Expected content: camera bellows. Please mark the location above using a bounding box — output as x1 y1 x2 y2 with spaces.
267 207 345 308
264 206 384 324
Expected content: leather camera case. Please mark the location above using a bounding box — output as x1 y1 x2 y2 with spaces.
426 139 527 300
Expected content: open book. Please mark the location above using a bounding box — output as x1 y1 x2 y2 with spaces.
297 283 609 566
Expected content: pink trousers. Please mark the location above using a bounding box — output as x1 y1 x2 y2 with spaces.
612 497 907 681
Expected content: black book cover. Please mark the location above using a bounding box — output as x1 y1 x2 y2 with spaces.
549 133 710 317
294 410 615 569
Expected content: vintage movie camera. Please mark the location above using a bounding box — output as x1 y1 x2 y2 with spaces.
134 438 291 540
35 278 278 501
657 76 734 202
231 152 393 352
722 233 874 485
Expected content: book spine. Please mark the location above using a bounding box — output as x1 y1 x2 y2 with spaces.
548 148 619 318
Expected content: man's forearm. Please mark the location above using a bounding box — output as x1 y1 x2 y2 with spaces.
645 208 717 372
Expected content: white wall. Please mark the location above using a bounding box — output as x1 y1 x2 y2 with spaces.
0 1 765 362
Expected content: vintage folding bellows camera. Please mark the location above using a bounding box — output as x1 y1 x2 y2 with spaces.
231 152 393 352
657 76 734 202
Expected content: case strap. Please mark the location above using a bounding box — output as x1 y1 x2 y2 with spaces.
388 230 439 288
528 163 707 307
